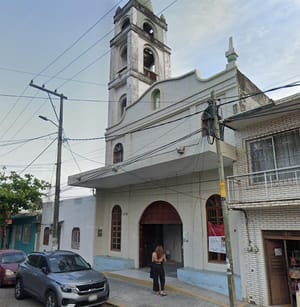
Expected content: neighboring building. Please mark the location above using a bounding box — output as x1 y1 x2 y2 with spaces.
40 196 96 264
68 0 272 300
7 213 41 254
225 94 300 305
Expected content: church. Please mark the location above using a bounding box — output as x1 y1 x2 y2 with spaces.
68 0 271 299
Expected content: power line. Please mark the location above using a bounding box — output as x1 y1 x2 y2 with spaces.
0 132 57 147
32 0 124 81
19 138 57 175
0 66 106 86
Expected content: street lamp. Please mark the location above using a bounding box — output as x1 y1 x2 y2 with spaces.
30 81 67 250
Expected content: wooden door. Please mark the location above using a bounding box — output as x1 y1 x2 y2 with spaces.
265 239 290 305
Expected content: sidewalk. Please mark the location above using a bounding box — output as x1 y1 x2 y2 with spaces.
104 269 250 307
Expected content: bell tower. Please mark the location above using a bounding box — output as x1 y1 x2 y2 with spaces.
107 0 171 127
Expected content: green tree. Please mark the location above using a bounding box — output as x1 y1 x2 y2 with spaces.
0 171 49 248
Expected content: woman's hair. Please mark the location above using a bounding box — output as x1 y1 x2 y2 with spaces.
155 245 164 258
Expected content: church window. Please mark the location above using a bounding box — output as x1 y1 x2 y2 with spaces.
206 194 226 263
152 89 160 110
120 44 127 68
119 95 127 117
143 22 154 37
71 227 80 249
121 18 130 30
144 48 156 81
111 205 122 251
113 143 124 163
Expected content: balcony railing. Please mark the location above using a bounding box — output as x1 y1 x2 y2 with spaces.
227 165 300 204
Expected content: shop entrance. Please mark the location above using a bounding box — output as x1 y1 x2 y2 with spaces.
263 231 300 306
139 201 183 268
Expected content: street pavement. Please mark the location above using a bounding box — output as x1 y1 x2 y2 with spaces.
0 269 250 307
105 269 250 307
0 285 113 307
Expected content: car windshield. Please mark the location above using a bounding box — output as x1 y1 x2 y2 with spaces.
2 252 26 264
48 254 90 273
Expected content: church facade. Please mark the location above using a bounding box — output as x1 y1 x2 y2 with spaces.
69 0 271 299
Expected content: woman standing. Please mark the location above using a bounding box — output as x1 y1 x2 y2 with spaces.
151 245 167 296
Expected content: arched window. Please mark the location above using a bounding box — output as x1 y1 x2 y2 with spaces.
143 22 154 37
43 227 50 245
144 48 156 81
120 44 127 68
152 89 160 110
113 143 124 163
206 194 226 263
71 227 80 249
121 17 130 30
111 205 122 251
144 48 155 71
119 95 127 117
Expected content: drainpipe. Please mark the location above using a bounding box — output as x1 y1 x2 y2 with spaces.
232 208 258 253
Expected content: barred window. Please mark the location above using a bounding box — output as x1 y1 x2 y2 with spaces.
111 205 122 251
206 195 226 263
23 224 31 244
248 128 300 182
71 227 80 250
43 227 50 245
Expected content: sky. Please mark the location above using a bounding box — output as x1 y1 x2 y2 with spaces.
1 0 300 199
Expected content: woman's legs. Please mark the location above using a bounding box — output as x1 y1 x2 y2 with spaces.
152 266 160 292
158 265 167 295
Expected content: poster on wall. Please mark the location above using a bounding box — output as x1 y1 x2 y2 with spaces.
208 221 226 254
209 236 226 254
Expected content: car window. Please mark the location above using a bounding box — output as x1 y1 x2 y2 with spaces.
27 254 41 267
38 256 48 269
48 254 90 273
1 252 26 264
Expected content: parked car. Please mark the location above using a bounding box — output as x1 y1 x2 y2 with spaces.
0 249 26 287
15 250 109 307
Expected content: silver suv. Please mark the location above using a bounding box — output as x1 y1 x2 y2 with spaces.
15 250 109 307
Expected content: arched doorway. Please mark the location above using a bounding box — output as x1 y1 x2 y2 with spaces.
139 201 183 268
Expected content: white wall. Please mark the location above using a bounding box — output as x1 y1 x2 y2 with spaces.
94 170 240 276
40 196 96 265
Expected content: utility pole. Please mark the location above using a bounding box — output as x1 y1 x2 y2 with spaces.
30 81 67 250
210 90 236 307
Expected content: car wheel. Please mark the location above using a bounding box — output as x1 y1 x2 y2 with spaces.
15 278 25 300
45 291 59 307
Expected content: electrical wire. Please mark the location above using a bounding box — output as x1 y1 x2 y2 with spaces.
0 132 57 147
19 138 57 175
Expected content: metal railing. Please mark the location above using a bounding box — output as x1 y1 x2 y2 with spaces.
227 165 300 204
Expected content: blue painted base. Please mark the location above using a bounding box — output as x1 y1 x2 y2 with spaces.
177 267 242 301
93 256 134 272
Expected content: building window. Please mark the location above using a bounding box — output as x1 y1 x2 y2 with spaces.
119 95 127 117
23 224 31 244
43 227 50 245
248 128 300 182
16 225 22 241
121 17 130 30
143 22 154 37
111 205 122 251
113 143 124 163
120 44 127 69
71 227 80 250
206 195 226 263
144 48 157 82
152 89 160 110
